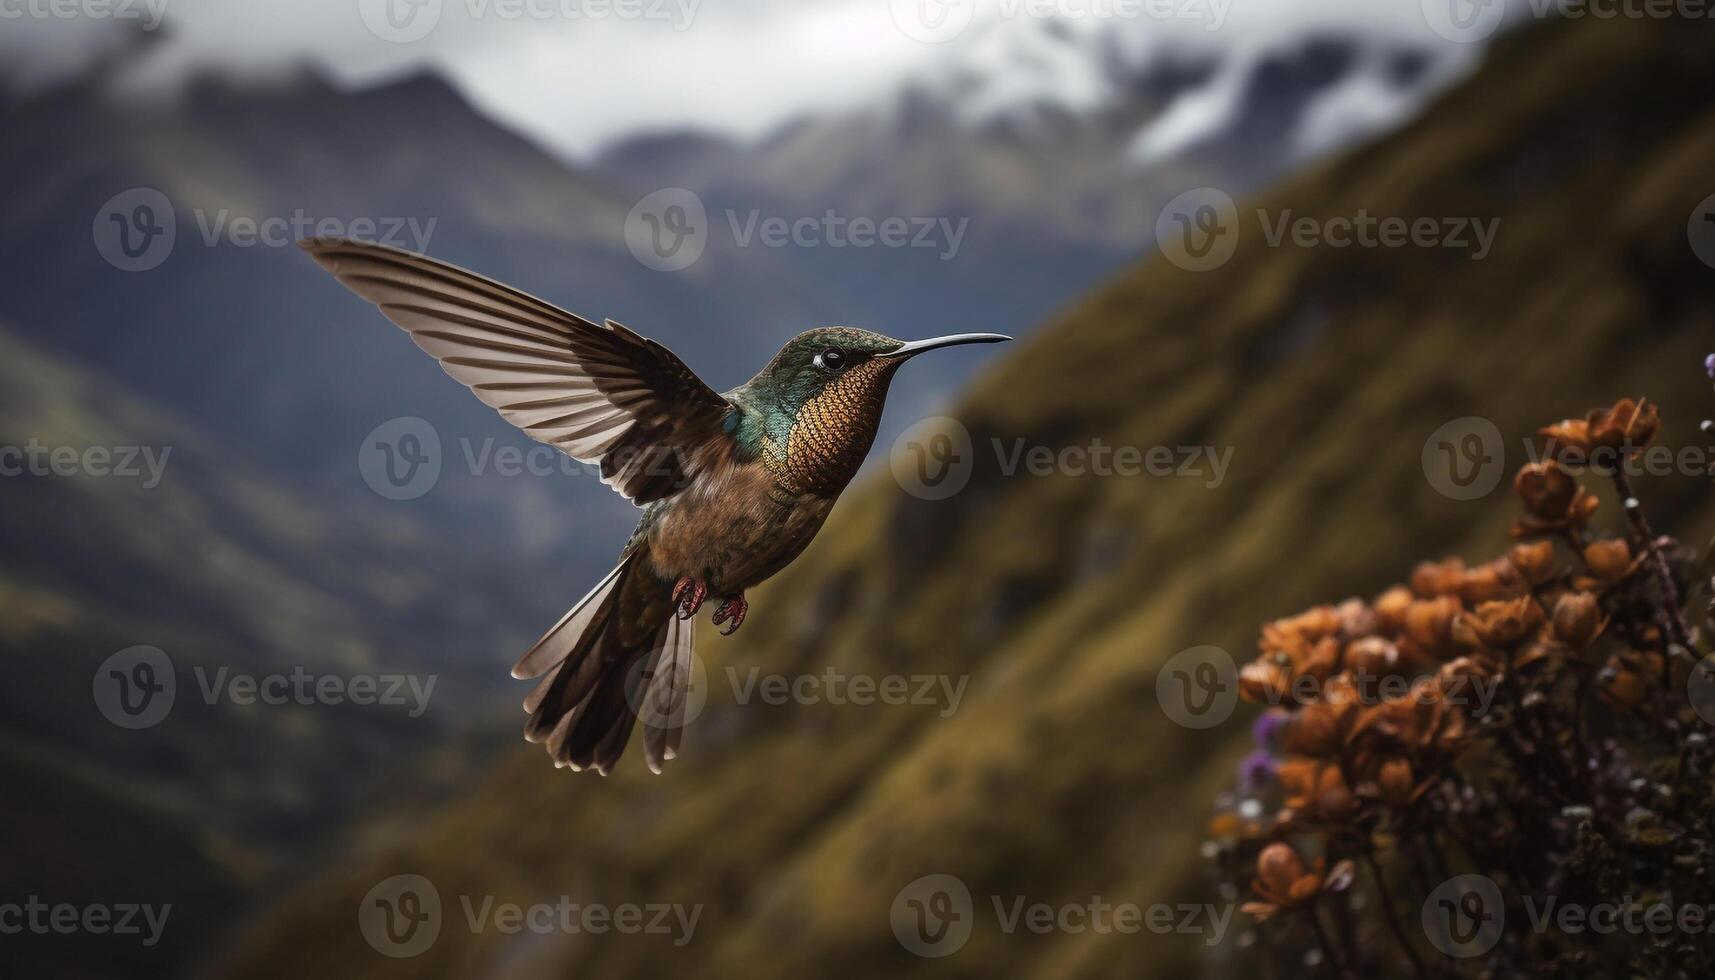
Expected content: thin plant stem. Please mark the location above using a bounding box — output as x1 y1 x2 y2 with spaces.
1363 851 1429 979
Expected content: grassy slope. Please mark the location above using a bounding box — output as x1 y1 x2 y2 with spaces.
219 17 1715 979
0 324 535 975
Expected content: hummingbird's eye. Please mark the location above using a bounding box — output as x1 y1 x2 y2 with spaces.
813 348 846 372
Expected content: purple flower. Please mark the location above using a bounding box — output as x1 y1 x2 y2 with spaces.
1252 709 1289 750
1239 751 1276 793
1705 353 1715 379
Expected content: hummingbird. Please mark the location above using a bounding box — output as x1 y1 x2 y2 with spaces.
300 238 1007 775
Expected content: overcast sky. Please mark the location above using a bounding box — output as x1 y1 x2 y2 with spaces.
2 0 1505 157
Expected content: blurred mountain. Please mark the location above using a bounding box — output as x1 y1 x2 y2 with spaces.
0 24 1466 551
0 743 245 979
216 15 1715 979
0 322 549 975
593 22 1471 339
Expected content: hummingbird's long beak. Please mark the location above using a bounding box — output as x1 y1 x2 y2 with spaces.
880 333 1012 359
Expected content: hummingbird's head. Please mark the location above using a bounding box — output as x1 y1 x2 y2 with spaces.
740 326 1009 495
757 326 1010 418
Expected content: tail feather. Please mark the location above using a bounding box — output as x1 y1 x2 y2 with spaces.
512 561 628 680
520 562 629 745
517 550 697 774
643 616 696 772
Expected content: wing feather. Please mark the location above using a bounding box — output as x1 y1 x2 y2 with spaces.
301 237 731 503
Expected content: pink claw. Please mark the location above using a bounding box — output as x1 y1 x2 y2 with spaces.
672 576 708 620
712 594 748 635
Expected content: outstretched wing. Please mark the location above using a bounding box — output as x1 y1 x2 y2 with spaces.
302 237 731 504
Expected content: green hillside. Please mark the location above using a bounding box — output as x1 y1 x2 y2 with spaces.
217 16 1715 979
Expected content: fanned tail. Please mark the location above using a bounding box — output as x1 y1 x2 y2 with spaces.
513 549 694 775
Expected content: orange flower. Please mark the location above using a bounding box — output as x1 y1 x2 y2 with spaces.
1541 398 1659 460
1412 558 1467 598
1404 596 1462 653
1508 541 1557 586
1345 636 1401 682
1261 606 1344 650
1376 758 1423 807
1550 592 1602 647
1454 596 1543 650
1278 759 1358 823
1600 652 1660 709
1511 461 1599 538
1590 398 1660 452
1240 659 1292 704
1282 676 1364 757
1243 842 1354 921
1582 539 1639 582
1514 460 1576 518
1373 587 1413 632
1459 557 1527 604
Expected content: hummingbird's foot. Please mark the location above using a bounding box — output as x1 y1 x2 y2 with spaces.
712 594 748 636
672 576 709 620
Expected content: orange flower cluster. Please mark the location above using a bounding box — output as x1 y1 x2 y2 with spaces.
1538 397 1661 462
1229 399 1665 919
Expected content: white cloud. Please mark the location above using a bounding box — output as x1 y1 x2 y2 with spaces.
1 0 1497 156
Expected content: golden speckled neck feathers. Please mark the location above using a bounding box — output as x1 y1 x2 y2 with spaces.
763 357 903 496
